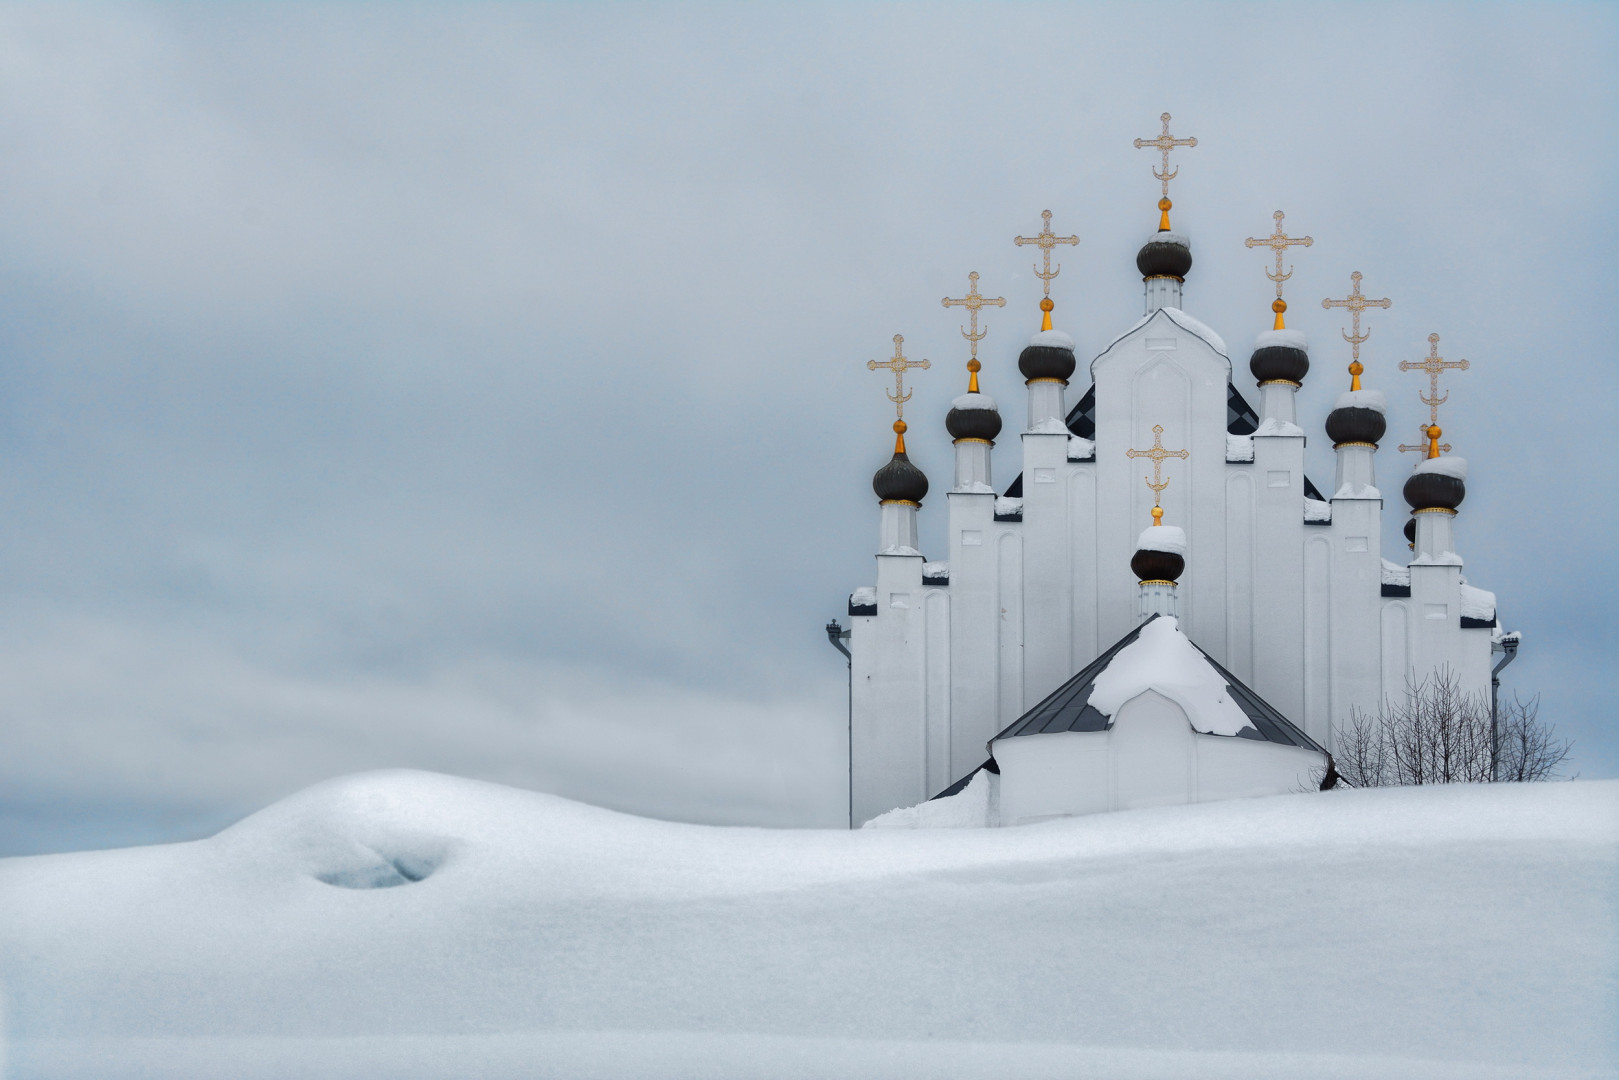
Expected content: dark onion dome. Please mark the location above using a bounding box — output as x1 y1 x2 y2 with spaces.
1130 514 1186 583
1249 327 1310 385
1136 230 1193 280
1325 387 1388 446
1017 329 1077 384
1403 446 1467 512
1403 517 1416 546
945 392 1002 443
872 421 929 504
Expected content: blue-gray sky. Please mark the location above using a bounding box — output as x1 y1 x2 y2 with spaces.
0 3 1614 854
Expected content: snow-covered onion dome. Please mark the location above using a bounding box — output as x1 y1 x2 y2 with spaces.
1326 384 1388 446
1403 431 1466 512
1250 325 1310 386
1130 506 1186 583
944 359 1002 443
872 420 929 504
1136 199 1193 280
1018 329 1076 384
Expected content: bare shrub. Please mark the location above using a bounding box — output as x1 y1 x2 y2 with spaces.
1335 669 1570 787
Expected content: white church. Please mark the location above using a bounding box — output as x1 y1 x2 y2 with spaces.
830 116 1515 828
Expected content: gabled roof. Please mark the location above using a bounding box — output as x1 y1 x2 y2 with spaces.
989 615 1324 752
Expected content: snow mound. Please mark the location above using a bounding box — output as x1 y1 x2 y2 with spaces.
1226 433 1254 462
994 496 1022 518
1255 416 1305 438
1089 617 1252 736
1026 417 1070 435
1135 523 1186 555
1027 329 1074 350
865 768 998 829
1304 497 1332 523
1460 583 1496 621
1334 388 1387 413
1414 455 1468 480
0 771 1614 1078
1255 328 1308 351
1381 559 1411 587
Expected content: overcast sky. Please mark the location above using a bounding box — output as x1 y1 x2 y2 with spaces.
0 3 1613 855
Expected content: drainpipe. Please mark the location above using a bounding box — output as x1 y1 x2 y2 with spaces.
825 619 852 827
1490 631 1521 781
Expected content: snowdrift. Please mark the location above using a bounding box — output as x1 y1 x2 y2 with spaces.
0 769 1614 1080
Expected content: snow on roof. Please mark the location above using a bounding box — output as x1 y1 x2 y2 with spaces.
922 561 949 583
1334 388 1388 413
1255 328 1308 351
1146 230 1189 248
1067 435 1095 461
1255 416 1305 438
1095 306 1230 364
954 480 996 494
1304 498 1332 524
1028 329 1075 350
850 586 877 607
994 496 1023 518
1226 434 1254 462
1414 455 1468 480
992 615 1323 749
1136 523 1186 555
951 392 998 411
1381 559 1410 586
1460 583 1496 622
1026 417 1070 435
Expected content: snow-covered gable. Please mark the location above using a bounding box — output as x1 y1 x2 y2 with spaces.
1093 305 1230 371
990 616 1322 748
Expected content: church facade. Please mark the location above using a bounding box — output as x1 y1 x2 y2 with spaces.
835 118 1512 827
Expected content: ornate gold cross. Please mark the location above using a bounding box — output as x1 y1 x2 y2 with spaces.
1126 424 1189 504
1014 210 1080 331
941 271 1006 363
1321 271 1392 365
1245 210 1313 329
1397 333 1468 456
867 333 930 421
1134 112 1197 200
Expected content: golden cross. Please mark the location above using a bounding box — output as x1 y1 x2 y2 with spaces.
1397 333 1468 456
867 333 930 421
941 271 1006 363
1014 210 1080 300
1126 424 1189 503
1133 112 1197 200
1321 271 1392 364
1245 210 1313 323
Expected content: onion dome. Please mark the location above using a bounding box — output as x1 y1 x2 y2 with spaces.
945 358 1002 442
1403 517 1416 548
1403 436 1467 512
1326 387 1388 446
1017 329 1076 384
1137 204 1193 280
1249 327 1309 385
872 420 929 504
1130 507 1186 583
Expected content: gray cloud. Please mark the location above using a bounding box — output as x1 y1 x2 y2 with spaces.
0 4 1613 854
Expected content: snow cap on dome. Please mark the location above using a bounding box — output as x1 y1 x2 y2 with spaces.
1135 523 1186 555
1255 328 1308 352
1028 329 1074 350
1413 455 1467 480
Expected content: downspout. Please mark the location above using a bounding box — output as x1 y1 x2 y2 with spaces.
825 619 852 827
1490 631 1521 781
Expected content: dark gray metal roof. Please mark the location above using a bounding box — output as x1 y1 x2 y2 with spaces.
987 614 1325 752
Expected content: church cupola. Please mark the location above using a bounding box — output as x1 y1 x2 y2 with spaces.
946 359 1001 491
1403 436 1466 564
1132 506 1186 620
1010 212 1081 431
1132 112 1198 314
866 334 931 556
1244 210 1318 429
1326 347 1388 499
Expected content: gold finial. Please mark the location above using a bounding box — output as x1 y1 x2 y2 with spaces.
1245 210 1313 329
867 334 930 448
1134 112 1198 226
1348 360 1364 392
1397 333 1468 457
942 271 1006 382
1323 270 1392 387
1151 505 1164 527
967 358 981 393
1126 424 1189 512
1014 209 1080 331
